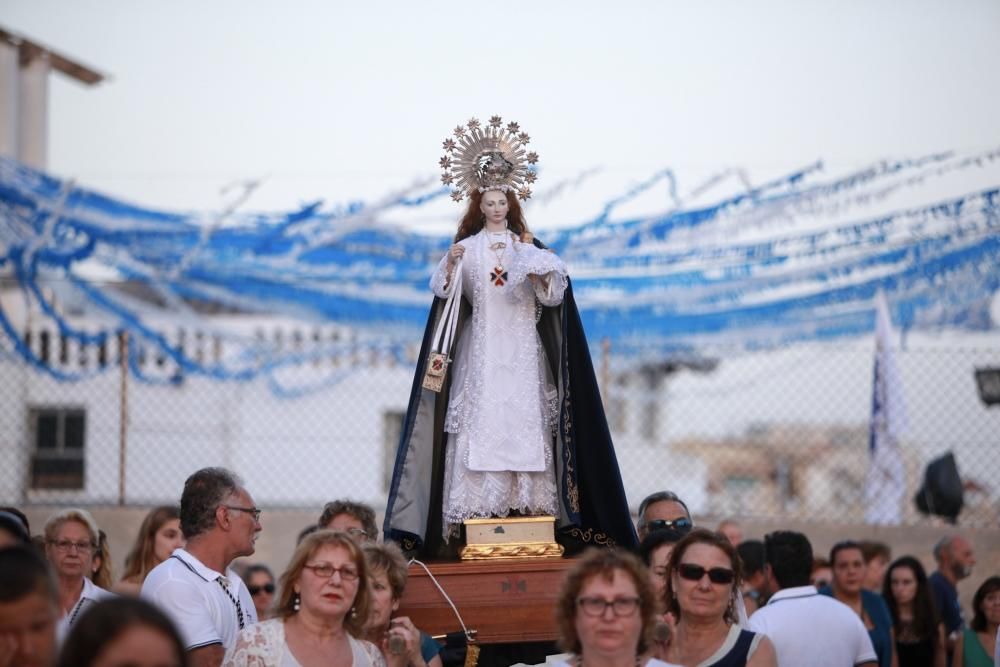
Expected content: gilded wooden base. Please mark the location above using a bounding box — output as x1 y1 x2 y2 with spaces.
460 516 565 560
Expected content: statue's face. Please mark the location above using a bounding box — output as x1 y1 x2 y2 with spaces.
480 190 509 225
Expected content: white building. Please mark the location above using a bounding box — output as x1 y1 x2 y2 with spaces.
0 285 416 509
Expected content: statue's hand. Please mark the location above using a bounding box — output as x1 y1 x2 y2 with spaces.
446 244 465 268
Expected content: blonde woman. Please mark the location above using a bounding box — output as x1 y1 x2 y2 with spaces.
115 506 184 595
362 542 442 667
43 508 116 639
224 530 385 667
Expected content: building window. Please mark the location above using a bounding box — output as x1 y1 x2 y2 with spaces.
29 407 86 490
382 411 405 492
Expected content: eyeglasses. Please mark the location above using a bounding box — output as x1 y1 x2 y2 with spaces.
224 505 262 522
577 596 641 617
303 563 359 582
677 563 735 585
646 518 693 534
248 583 276 596
48 539 95 553
343 527 371 539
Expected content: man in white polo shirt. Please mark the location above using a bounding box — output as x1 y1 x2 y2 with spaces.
143 467 262 667
749 531 877 667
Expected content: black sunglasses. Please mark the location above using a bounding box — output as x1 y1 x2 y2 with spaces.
646 518 693 534
248 583 275 596
677 563 735 585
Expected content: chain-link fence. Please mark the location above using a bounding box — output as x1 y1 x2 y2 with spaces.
2 316 998 528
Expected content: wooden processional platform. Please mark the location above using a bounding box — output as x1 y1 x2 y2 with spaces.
397 557 574 644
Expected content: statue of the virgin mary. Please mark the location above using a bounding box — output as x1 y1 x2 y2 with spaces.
383 116 637 558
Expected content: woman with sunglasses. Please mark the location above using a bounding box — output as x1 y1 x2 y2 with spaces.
554 548 680 667
662 529 775 667
223 530 386 667
242 564 277 621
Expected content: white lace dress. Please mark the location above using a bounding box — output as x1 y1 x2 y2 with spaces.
430 228 568 537
222 618 386 667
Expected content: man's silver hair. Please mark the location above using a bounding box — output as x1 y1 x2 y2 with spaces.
933 535 956 562
636 490 691 529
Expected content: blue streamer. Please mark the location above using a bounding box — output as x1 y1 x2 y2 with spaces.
2 150 999 395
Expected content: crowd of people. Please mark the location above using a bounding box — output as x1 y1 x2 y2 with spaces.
1 469 997 667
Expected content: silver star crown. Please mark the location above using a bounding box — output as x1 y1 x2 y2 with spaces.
439 115 538 202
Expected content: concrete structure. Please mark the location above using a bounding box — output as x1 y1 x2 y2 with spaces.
0 26 105 169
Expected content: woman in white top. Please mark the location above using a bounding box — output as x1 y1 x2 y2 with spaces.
224 531 385 667
43 508 115 640
553 548 681 667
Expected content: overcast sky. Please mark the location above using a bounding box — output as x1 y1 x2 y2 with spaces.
2 0 999 229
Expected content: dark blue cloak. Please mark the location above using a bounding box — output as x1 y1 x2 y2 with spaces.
383 239 638 558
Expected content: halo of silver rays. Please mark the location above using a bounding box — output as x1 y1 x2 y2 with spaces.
440 115 539 202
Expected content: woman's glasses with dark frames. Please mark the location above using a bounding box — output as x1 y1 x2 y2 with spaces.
577 596 641 617
677 563 735 585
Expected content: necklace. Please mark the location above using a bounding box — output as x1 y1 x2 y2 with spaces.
217 577 247 630
487 230 508 286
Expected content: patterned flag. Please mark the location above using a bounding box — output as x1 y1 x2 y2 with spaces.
864 292 909 525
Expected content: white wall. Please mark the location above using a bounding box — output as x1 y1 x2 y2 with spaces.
0 311 415 509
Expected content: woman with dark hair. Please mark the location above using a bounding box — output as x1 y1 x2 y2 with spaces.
662 529 775 666
57 597 187 667
639 529 682 613
554 548 677 667
223 530 385 667
115 505 184 595
820 541 896 667
242 564 277 621
385 117 637 558
0 507 31 547
810 557 832 590
0 546 60 667
953 576 1000 667
882 556 945 667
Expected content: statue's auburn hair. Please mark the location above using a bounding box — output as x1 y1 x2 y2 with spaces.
455 189 529 242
